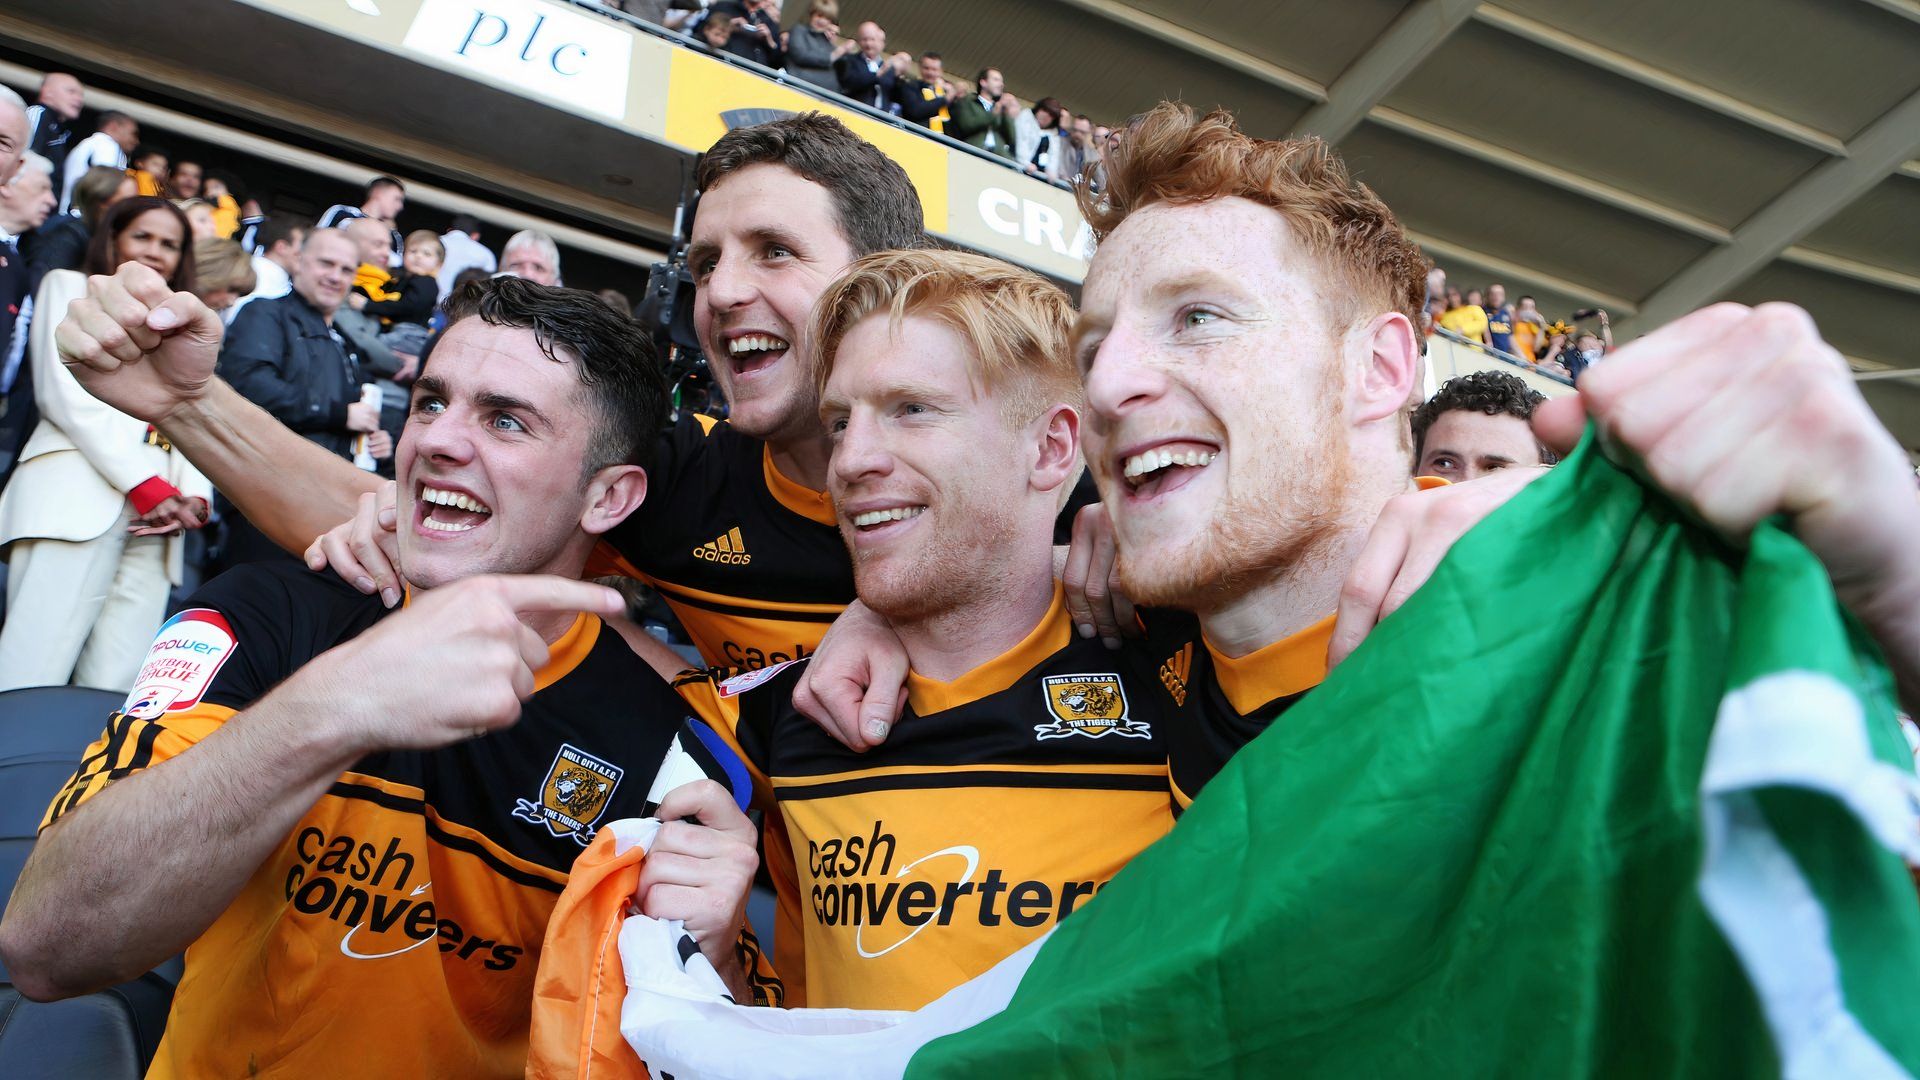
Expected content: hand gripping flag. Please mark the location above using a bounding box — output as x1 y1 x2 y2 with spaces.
578 433 1920 1078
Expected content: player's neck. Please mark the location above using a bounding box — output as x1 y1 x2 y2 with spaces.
1199 467 1414 659
892 541 1057 683
768 436 832 494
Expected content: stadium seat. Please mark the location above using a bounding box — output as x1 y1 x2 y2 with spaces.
0 685 179 1078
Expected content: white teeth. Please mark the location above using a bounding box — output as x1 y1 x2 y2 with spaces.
421 517 479 533
1122 449 1217 481
850 506 927 527
727 333 790 355
421 485 491 515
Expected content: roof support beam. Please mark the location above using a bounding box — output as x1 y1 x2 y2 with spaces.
1629 88 1920 330
1045 0 1326 102
1369 107 1731 241
1294 0 1478 142
1475 5 1848 156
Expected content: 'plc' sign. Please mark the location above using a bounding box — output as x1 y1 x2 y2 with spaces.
404 0 632 121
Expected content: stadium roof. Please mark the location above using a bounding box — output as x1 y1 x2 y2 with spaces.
857 0 1920 452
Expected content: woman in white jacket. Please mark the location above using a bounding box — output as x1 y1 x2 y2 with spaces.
0 197 212 691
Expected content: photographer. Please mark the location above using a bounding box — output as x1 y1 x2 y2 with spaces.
1565 307 1612 382
949 67 1019 159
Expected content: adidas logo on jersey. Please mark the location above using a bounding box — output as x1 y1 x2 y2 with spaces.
693 526 751 565
1160 643 1191 706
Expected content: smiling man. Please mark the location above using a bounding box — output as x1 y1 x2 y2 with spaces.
664 249 1179 1010
1410 370 1557 482
0 271 777 1076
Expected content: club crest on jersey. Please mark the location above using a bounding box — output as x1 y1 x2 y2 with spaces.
513 744 624 846
1036 674 1148 740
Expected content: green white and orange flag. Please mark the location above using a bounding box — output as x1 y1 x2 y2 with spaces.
577 433 1920 1078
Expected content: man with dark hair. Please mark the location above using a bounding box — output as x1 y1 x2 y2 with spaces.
59 109 135 214
948 67 1018 158
317 175 406 265
1 267 776 1076
894 51 954 134
168 158 203 200
1410 369 1558 482
437 211 495 300
229 212 304 318
24 73 82 195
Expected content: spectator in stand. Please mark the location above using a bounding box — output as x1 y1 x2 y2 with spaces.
169 158 202 199
60 110 136 214
317 175 405 265
895 52 955 135
189 236 256 314
0 152 56 470
178 198 219 240
1058 114 1096 185
202 171 243 239
1409 369 1558 483
349 229 441 356
783 0 855 94
697 11 734 51
1537 319 1574 378
835 21 896 111
0 196 210 692
128 145 168 197
950 67 1018 159
717 0 784 69
436 213 496 301
1510 294 1547 362
228 212 302 320
597 287 633 315
1483 283 1516 357
1565 324 1609 384
216 228 380 565
25 73 83 195
1016 96 1065 180
23 165 131 281
499 229 561 285
608 0 699 30
1438 286 1490 345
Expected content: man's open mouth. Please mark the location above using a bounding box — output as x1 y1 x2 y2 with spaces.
1119 442 1219 500
849 504 927 533
418 484 492 534
726 333 791 377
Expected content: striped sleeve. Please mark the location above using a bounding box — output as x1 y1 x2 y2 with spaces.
41 704 236 828
671 669 777 811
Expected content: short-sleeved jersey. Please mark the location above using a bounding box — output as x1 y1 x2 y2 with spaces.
42 561 768 1078
675 585 1178 1010
602 412 852 670
1141 608 1333 814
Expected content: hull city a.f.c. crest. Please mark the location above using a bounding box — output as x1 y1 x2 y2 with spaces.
1036 674 1150 740
513 743 625 846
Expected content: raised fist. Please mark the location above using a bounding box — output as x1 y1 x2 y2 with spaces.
54 262 222 426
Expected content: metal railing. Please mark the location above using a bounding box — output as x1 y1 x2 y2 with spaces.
1431 326 1574 387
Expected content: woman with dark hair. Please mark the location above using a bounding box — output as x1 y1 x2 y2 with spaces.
0 196 212 692
22 164 137 279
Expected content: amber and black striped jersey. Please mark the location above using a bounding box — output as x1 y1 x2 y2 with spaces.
599 412 851 670
42 560 773 1079
674 584 1178 1011
1142 608 1332 814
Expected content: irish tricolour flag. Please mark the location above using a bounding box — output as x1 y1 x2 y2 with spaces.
536 432 1920 1078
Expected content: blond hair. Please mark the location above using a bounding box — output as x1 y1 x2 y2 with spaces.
405 229 445 261
1085 102 1429 335
810 249 1080 426
191 237 256 296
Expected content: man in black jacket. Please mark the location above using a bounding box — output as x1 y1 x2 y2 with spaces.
893 52 954 135
216 228 381 565
834 21 896 111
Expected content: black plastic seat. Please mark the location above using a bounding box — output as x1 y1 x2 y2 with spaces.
0 685 179 1078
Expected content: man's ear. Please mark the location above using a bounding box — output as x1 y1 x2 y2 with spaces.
1031 404 1081 495
580 465 648 536
1351 311 1421 425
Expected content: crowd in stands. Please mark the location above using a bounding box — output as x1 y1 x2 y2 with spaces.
0 72 581 693
1423 266 1612 383
609 0 1114 188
